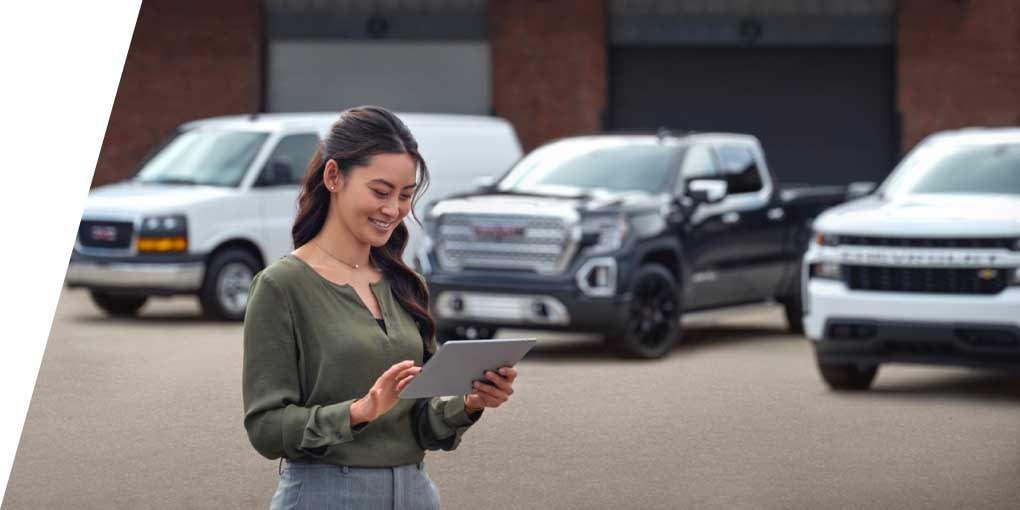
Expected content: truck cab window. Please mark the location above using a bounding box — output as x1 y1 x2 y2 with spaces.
257 133 320 186
715 145 763 194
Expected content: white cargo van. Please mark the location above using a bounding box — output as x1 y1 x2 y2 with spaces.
67 113 522 320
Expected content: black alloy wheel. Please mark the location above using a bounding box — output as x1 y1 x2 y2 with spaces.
609 264 682 359
89 290 148 317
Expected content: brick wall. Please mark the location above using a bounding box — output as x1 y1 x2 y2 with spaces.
91 0 262 187
489 0 607 152
897 0 1020 153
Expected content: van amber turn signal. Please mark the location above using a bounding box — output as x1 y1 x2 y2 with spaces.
137 236 187 253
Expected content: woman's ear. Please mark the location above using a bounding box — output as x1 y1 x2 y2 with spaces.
323 159 343 192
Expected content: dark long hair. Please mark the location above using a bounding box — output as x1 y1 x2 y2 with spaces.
292 106 435 353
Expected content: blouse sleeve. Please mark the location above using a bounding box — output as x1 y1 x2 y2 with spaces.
242 271 363 460
410 391 483 451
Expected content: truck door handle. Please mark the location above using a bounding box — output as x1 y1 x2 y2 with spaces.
767 207 785 221
721 212 740 225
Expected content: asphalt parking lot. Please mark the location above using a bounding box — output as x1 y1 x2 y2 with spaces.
3 288 1019 509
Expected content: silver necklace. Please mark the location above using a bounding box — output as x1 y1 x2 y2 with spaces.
313 240 368 270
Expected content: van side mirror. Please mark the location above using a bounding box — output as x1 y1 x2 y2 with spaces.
685 179 728 204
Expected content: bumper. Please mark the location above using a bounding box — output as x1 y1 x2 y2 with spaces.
65 253 205 293
426 271 630 332
805 279 1020 371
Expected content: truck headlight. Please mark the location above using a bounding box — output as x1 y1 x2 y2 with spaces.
810 262 842 280
813 231 840 247
580 215 629 254
137 214 188 253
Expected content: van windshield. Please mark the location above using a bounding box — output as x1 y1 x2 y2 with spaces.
497 138 675 195
882 141 1020 197
134 129 270 187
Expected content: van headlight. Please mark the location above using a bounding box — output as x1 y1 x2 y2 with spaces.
580 214 629 254
137 214 188 253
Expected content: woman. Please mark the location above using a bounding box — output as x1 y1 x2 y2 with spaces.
242 106 518 509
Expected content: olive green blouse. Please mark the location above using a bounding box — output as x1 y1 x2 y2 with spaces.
242 254 479 467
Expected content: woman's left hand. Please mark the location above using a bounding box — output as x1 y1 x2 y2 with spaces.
464 366 517 413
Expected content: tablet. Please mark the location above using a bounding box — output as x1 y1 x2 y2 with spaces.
399 338 537 399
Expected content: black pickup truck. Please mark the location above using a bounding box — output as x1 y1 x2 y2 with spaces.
415 132 871 358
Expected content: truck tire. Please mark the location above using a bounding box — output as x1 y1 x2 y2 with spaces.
816 357 878 391
608 264 682 359
780 293 804 334
199 248 260 321
89 290 148 317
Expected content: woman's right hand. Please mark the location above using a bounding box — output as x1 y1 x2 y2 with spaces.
350 360 421 425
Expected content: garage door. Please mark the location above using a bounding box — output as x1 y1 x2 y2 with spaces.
609 46 896 186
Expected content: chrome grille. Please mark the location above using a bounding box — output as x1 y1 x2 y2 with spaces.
78 220 134 250
435 214 575 273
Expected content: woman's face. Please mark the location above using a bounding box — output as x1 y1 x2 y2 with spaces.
327 153 417 247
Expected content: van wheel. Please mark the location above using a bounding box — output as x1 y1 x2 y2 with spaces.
89 290 147 317
608 264 682 359
199 248 260 321
816 356 878 391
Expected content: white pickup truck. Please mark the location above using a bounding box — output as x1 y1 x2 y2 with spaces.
804 128 1020 390
66 113 522 320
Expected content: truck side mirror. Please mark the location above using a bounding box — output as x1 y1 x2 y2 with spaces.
686 179 728 204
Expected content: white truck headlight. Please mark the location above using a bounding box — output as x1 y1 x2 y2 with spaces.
813 231 840 247
580 215 629 254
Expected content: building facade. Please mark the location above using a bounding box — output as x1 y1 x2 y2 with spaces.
92 0 1020 187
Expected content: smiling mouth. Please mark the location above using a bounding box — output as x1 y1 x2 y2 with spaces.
370 218 393 230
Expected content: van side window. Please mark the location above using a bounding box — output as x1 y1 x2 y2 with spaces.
715 145 763 194
257 134 320 186
676 144 719 194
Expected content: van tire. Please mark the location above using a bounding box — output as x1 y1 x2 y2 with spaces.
816 357 878 391
607 264 682 359
89 290 147 317
199 248 260 321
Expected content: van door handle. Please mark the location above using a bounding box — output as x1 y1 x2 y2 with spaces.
767 207 785 221
721 212 740 225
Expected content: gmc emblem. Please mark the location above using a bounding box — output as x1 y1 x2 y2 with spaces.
473 225 525 238
90 225 118 242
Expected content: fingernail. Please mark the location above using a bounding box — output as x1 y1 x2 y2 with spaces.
499 368 508 375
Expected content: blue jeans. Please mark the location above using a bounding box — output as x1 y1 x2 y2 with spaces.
270 460 441 510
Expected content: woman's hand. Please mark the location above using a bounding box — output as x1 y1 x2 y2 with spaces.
464 366 518 414
350 360 421 425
